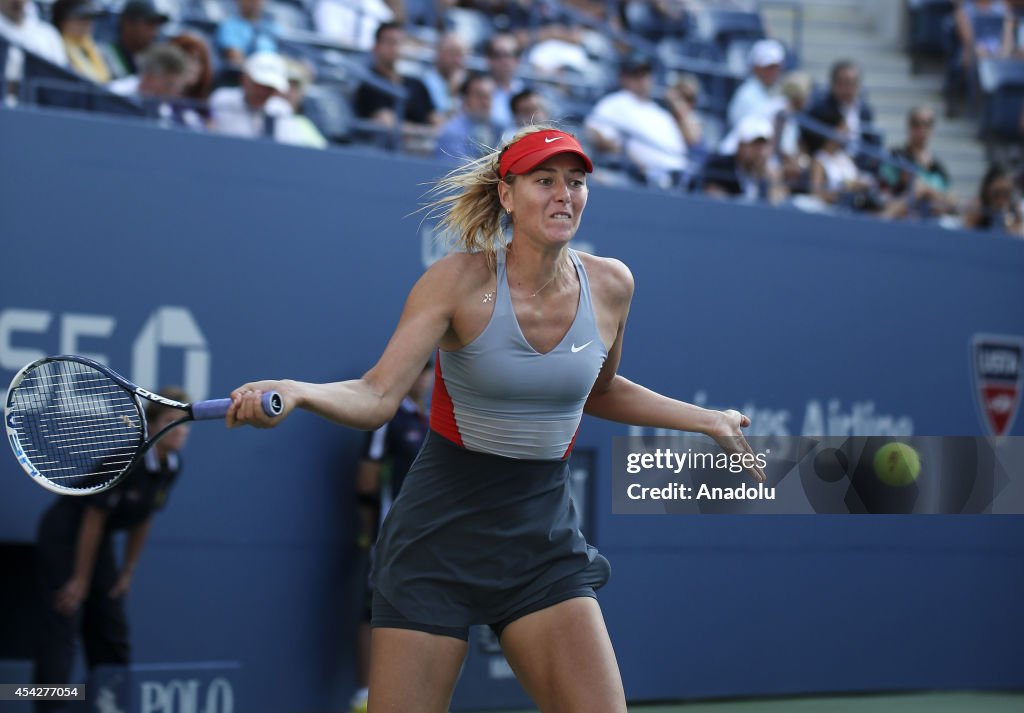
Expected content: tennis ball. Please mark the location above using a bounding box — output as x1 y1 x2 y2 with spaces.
873 442 921 486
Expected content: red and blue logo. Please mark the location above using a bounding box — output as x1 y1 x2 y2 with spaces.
972 334 1023 437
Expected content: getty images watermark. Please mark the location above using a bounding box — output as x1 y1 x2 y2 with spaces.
624 447 773 502
612 435 1024 514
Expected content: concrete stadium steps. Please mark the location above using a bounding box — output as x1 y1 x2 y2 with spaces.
762 0 987 199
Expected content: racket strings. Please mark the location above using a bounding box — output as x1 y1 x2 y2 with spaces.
8 360 144 491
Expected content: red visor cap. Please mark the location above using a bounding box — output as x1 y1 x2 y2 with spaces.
498 130 594 179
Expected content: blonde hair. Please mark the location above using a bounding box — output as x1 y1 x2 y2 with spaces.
423 123 562 263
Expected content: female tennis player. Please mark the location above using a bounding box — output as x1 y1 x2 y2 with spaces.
228 125 766 713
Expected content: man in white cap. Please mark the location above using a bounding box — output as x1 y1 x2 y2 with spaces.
702 114 786 203
727 37 785 129
209 51 300 142
585 52 688 188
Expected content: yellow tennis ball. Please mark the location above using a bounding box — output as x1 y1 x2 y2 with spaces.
874 442 921 486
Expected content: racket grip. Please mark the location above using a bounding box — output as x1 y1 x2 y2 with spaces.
192 392 284 421
262 391 284 416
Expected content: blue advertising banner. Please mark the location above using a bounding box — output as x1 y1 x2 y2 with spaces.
1 106 1023 711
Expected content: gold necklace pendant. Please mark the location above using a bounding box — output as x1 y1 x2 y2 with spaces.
530 260 567 298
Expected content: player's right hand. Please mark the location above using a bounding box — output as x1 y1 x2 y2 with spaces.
227 380 296 429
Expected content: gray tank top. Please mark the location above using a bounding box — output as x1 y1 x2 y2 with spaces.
431 247 608 460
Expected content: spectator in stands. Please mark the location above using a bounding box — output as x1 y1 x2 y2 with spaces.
701 114 787 203
52 0 111 83
963 162 1024 235
620 0 693 41
485 33 524 133
210 51 316 148
665 72 707 165
500 87 548 143
461 0 606 51
282 56 328 149
772 70 813 193
954 0 1016 65
313 0 396 52
1012 0 1024 56
808 105 887 213
585 52 687 188
532 0 624 52
455 1 532 37
0 0 68 79
353 22 440 151
109 41 186 97
216 0 280 67
523 25 591 82
435 72 501 164
878 105 957 219
170 32 214 102
110 43 206 130
510 87 548 127
806 60 876 157
421 32 468 118
727 38 784 128
945 1 1017 116
100 0 168 81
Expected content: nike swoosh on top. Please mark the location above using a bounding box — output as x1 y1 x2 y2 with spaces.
570 341 593 353
544 137 564 143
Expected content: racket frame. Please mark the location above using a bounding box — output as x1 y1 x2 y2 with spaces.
5 355 275 495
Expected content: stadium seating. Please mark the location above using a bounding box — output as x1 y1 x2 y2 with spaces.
301 80 353 143
5 0 1012 226
19 45 146 118
905 0 956 74
978 57 1024 153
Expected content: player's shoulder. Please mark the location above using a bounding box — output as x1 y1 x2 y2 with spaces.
421 251 493 291
575 250 634 304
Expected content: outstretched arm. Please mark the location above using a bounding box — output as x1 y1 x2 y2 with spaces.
227 254 467 431
587 375 724 434
584 258 766 482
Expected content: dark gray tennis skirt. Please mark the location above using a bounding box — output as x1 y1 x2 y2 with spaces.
372 430 609 628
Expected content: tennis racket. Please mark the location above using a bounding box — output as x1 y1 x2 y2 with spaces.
5 355 283 496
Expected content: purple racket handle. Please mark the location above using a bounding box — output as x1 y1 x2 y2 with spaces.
191 391 284 421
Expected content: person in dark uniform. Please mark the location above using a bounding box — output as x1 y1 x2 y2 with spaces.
33 387 190 712
349 361 432 713
227 126 766 713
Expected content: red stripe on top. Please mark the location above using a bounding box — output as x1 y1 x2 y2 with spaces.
561 424 580 460
429 353 464 447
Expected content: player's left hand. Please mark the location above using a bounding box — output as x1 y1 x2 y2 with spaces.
708 409 767 483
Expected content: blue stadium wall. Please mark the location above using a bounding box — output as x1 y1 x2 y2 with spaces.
1 107 1022 712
